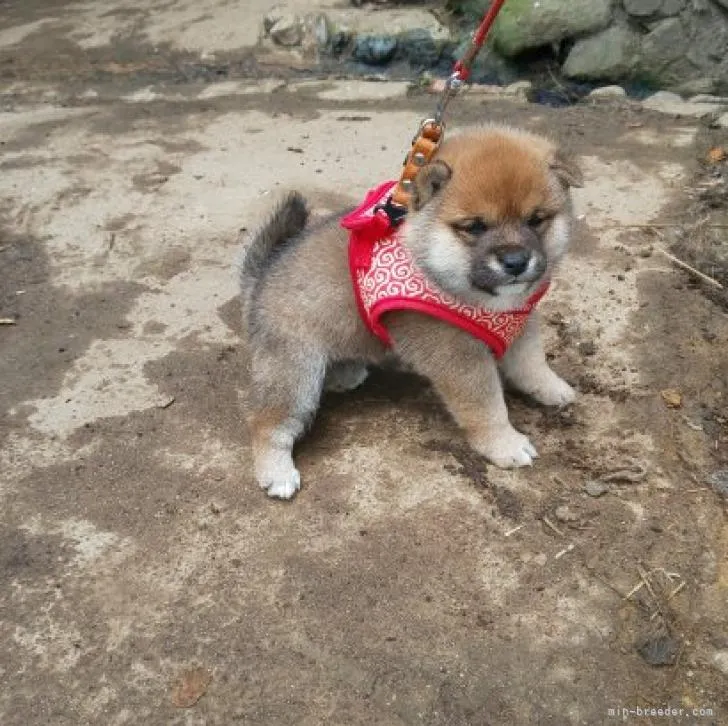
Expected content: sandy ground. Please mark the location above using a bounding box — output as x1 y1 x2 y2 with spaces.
1 2 727 725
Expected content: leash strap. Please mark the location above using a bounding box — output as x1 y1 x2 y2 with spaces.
387 0 508 216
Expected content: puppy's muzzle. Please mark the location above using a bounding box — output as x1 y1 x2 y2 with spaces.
470 244 546 294
495 245 531 277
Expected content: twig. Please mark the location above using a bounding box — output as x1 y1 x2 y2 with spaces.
601 461 648 484
504 524 525 537
554 543 575 560
624 580 645 600
666 581 686 602
636 564 667 622
592 572 629 599
542 516 565 538
655 246 724 290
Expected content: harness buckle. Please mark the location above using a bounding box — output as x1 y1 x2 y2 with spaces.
374 195 408 227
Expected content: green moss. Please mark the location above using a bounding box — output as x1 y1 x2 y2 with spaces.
491 0 532 56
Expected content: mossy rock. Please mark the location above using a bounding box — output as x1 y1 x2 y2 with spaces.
491 0 613 57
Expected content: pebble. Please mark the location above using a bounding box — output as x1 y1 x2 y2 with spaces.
636 632 679 666
716 112 728 129
578 340 597 356
554 505 579 523
588 85 627 99
269 14 304 47
712 650 728 675
584 480 609 497
707 469 728 497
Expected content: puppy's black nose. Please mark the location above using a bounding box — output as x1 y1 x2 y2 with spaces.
495 246 531 276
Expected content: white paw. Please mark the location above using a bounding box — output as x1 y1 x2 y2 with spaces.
477 427 539 468
531 375 576 408
257 456 301 500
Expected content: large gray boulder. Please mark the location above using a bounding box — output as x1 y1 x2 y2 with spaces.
563 24 640 80
623 0 687 17
491 0 613 57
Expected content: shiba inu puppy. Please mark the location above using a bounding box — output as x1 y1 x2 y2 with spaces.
239 125 583 499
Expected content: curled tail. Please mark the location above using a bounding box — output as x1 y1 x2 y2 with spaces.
239 192 309 311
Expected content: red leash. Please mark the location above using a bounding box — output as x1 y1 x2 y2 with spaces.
454 0 508 81
389 0 508 211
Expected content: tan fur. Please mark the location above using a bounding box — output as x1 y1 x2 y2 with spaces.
239 125 582 499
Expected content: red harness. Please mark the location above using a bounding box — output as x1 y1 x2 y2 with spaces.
341 181 549 359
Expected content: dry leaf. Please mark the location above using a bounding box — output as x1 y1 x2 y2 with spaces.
171 667 212 708
661 389 683 409
706 146 727 164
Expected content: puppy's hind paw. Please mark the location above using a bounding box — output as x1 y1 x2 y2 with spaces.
476 427 538 469
257 457 302 500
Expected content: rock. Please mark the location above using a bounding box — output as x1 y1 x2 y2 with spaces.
588 85 628 99
311 14 330 50
642 91 724 118
713 650 728 675
661 0 687 15
398 29 441 68
624 0 662 16
263 6 285 34
640 18 687 69
624 0 687 17
269 14 304 47
353 34 398 65
660 387 683 408
563 24 640 80
503 80 532 98
707 469 728 497
554 505 579 523
450 42 518 85
717 112 728 128
636 633 679 666
689 94 728 103
674 77 719 95
578 340 597 356
492 0 613 57
584 480 609 497
645 90 683 104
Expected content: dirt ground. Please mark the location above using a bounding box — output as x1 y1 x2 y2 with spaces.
1 2 727 725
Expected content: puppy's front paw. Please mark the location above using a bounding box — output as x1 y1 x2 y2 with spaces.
475 427 538 468
257 455 301 500
530 374 576 408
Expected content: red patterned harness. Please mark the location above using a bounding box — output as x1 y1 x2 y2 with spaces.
341 181 549 359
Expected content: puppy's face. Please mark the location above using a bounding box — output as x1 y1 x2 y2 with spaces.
404 128 583 307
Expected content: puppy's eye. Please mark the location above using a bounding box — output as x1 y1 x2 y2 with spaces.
527 212 551 228
454 218 489 236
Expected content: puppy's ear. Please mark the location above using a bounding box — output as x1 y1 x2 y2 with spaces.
411 160 452 210
549 150 583 189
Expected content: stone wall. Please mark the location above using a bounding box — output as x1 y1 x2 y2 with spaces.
459 0 728 94
260 1 728 94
